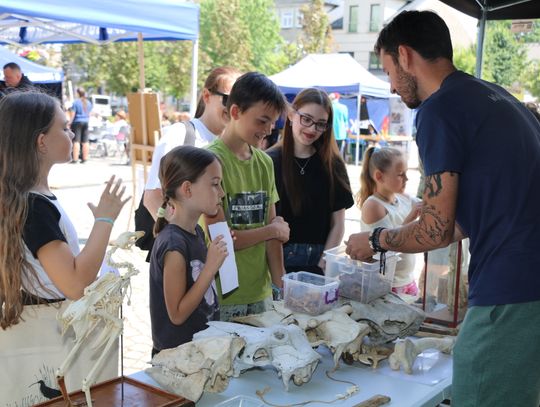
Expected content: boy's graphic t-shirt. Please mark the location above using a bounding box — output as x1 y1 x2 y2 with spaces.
207 139 279 306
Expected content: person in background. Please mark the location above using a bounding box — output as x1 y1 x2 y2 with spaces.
69 87 93 163
205 72 289 321
112 110 130 164
0 62 34 97
143 67 241 221
0 92 129 404
149 146 227 357
345 10 540 406
358 147 422 298
267 88 353 275
329 92 349 158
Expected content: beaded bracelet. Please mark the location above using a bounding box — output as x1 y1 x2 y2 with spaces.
95 217 114 225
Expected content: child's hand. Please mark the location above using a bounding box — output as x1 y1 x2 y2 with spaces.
88 175 131 221
404 201 424 224
206 235 228 274
270 216 290 243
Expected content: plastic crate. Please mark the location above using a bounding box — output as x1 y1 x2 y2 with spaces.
324 245 399 303
282 271 340 315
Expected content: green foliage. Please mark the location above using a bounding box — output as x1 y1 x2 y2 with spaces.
299 0 333 55
59 0 334 99
453 45 476 76
522 60 540 99
484 21 526 87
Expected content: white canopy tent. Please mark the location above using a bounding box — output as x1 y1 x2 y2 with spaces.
270 53 390 98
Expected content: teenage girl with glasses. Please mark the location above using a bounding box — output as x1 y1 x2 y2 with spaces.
267 88 354 275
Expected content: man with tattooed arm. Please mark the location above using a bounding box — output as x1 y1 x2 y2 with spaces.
345 10 540 407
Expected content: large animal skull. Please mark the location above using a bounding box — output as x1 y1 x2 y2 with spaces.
233 302 371 368
146 336 245 402
345 293 425 345
194 321 321 390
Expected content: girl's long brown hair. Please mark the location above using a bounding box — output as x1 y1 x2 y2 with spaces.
269 88 351 215
357 146 403 207
0 92 58 329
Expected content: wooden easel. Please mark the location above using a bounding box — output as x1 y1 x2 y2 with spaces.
126 91 161 227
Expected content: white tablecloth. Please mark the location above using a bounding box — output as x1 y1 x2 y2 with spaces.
131 345 452 406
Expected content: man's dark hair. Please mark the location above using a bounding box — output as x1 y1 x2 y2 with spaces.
228 72 286 115
374 10 453 63
3 62 21 71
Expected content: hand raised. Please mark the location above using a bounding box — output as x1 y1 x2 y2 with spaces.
87 175 131 221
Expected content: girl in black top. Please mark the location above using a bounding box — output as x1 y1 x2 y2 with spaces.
267 88 354 275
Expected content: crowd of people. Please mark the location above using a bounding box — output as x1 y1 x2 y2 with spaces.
1 10 540 407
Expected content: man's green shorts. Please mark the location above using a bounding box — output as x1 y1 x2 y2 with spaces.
452 300 540 407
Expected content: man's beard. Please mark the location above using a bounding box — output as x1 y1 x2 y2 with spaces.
396 63 421 109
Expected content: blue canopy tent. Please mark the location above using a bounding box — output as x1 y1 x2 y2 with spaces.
0 46 63 97
0 0 200 113
270 53 391 132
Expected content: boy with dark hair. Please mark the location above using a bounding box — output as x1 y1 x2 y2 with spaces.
347 10 540 406
205 72 289 320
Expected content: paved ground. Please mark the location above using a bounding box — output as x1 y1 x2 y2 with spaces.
49 144 421 375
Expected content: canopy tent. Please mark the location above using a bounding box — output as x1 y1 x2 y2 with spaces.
0 0 200 113
0 46 63 98
270 53 391 133
270 53 390 98
438 0 540 77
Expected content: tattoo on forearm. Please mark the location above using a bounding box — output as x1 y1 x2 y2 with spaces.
424 174 443 198
384 204 451 249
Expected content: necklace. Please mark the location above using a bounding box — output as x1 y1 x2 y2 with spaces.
293 157 312 175
374 192 398 206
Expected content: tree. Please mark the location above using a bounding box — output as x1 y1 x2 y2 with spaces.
453 45 476 76
298 0 333 55
198 0 289 75
484 21 526 87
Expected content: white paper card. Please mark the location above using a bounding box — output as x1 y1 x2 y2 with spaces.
208 221 239 294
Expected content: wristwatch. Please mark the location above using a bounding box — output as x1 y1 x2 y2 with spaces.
368 227 387 253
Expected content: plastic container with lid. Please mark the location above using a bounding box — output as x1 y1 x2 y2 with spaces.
282 271 340 315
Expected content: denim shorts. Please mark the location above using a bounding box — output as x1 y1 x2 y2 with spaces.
284 242 325 275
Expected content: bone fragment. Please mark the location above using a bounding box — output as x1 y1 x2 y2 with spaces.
352 394 391 407
389 336 455 374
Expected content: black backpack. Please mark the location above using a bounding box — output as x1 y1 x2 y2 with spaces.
134 120 197 257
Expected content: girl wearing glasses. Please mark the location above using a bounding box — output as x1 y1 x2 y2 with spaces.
267 88 354 275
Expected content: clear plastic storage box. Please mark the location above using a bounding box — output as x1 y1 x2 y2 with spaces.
282 271 340 315
324 245 399 303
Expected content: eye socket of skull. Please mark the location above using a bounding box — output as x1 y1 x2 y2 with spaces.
253 348 270 362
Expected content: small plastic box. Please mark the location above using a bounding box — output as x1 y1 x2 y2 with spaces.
324 245 399 303
282 271 340 315
215 395 265 407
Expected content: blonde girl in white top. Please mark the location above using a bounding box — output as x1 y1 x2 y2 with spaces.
358 146 422 296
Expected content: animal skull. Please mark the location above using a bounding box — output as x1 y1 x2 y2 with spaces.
345 293 425 345
194 321 321 390
146 336 245 402
233 302 371 369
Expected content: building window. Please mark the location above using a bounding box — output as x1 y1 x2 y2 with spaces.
370 4 381 32
295 9 304 28
349 5 358 33
369 52 382 70
281 9 294 29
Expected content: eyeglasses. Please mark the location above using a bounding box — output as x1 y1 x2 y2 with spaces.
295 111 329 132
211 90 229 107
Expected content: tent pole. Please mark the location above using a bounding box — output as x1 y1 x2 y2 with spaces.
475 7 487 78
190 40 199 117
